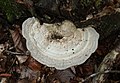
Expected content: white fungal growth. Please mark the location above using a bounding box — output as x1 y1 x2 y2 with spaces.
22 17 99 70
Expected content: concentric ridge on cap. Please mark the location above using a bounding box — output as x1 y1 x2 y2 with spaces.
22 17 99 70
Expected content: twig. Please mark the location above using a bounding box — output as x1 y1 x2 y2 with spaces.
0 73 12 77
5 50 30 55
6 57 17 73
5 50 24 55
80 70 120 83
93 39 120 82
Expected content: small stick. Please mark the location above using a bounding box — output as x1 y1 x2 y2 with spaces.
80 70 120 83
5 50 30 55
5 50 24 55
93 39 120 82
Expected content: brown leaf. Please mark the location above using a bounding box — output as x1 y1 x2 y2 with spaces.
24 56 42 71
10 27 27 53
17 66 40 81
16 56 28 64
16 0 24 4
9 26 29 63
17 78 30 83
17 78 37 83
16 0 33 8
0 73 12 77
0 78 7 83
76 59 94 77
47 69 75 83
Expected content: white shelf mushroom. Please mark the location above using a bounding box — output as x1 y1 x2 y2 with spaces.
22 17 99 70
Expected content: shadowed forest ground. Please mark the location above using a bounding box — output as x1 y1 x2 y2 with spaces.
0 0 120 83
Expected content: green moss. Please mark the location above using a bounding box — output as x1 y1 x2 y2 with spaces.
0 0 22 22
80 0 93 7
95 0 102 8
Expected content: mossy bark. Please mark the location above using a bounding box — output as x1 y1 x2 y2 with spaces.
77 12 120 40
0 0 32 23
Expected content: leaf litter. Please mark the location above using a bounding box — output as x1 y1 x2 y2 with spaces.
0 0 120 83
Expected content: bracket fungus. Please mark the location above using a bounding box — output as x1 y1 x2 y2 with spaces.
22 17 99 70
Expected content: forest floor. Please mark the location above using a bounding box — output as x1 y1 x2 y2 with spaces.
0 0 120 83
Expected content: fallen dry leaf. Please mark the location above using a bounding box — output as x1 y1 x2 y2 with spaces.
24 56 42 71
10 27 27 53
16 0 33 8
0 78 7 83
76 58 95 78
9 26 28 63
47 69 75 83
17 78 30 83
18 65 40 80
16 55 28 64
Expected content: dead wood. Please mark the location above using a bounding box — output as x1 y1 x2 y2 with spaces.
93 38 120 83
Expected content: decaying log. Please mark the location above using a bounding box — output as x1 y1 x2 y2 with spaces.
78 11 120 40
93 38 120 83
34 0 120 40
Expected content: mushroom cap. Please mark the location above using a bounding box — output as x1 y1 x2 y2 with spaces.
22 17 99 70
